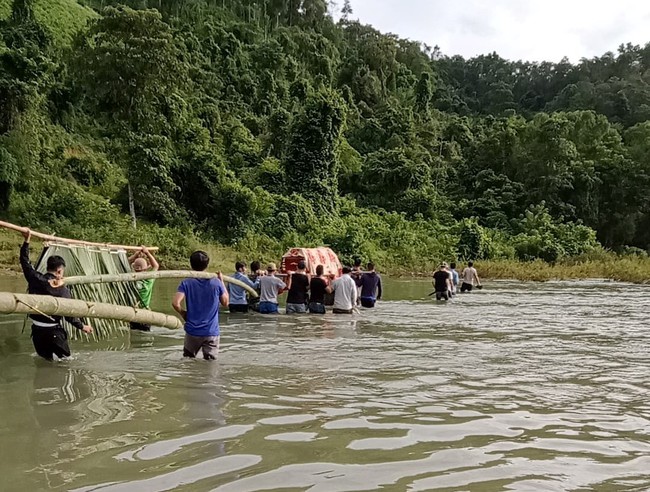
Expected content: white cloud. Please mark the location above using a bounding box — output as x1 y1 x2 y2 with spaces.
345 0 650 62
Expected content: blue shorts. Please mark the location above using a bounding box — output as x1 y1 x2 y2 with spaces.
259 301 279 314
286 303 307 314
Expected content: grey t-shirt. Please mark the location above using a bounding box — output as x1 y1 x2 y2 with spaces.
259 275 286 303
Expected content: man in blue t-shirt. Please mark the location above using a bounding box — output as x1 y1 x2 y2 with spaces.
172 251 229 360
228 261 259 313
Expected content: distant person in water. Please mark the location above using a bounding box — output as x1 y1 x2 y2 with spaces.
248 260 263 311
433 263 452 301
449 262 459 296
258 263 287 314
248 261 262 283
351 258 363 276
228 261 259 313
128 246 159 331
460 261 481 293
20 229 93 361
286 260 310 314
327 266 358 314
308 265 329 314
351 257 363 302
356 262 382 308
172 251 228 360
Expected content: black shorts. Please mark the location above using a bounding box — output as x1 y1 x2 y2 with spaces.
130 322 151 331
360 297 376 308
460 282 473 293
229 304 249 313
32 325 71 361
435 291 449 301
332 308 353 314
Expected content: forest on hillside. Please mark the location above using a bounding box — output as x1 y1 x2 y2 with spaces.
2 0 650 267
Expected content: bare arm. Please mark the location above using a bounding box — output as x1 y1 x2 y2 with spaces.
220 292 229 307
172 292 186 321
127 250 141 265
284 273 292 294
142 247 159 271
473 270 481 285
217 273 229 307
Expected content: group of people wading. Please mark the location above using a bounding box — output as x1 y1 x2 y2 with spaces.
227 259 383 315
20 229 481 362
432 261 481 301
19 230 384 362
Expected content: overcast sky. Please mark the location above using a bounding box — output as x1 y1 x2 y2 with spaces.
343 0 650 62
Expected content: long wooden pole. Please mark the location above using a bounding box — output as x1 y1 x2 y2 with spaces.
64 270 259 297
0 220 158 251
0 293 182 330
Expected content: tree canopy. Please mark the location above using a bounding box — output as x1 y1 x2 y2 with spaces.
1 0 650 266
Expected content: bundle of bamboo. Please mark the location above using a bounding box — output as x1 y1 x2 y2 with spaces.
36 244 140 339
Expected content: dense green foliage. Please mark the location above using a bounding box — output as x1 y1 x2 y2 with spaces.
1 0 650 268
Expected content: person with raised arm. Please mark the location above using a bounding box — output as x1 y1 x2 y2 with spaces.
19 229 93 360
128 246 160 331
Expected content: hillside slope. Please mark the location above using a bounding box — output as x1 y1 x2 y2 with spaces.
0 0 96 44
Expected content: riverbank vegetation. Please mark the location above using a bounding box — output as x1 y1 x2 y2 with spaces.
2 0 650 282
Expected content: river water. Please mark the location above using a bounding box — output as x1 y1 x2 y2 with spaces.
0 277 649 491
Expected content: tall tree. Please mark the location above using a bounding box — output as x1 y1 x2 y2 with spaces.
284 89 345 214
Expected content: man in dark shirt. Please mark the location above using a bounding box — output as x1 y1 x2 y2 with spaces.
286 260 310 314
308 264 328 314
432 263 452 301
20 229 93 360
356 262 382 308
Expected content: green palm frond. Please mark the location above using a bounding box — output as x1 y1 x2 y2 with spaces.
36 244 140 340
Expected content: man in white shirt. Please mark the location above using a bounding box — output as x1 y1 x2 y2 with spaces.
327 266 358 314
460 261 481 293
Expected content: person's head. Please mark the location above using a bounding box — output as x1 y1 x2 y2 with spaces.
190 251 210 271
450 262 456 270
235 261 246 273
47 255 66 279
442 262 449 270
250 260 260 273
468 261 474 267
353 258 362 268
438 263 446 271
342 266 352 275
316 264 324 276
297 260 306 272
267 262 277 274
367 262 375 272
132 258 148 272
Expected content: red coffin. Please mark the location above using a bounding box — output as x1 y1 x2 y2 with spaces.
280 247 342 279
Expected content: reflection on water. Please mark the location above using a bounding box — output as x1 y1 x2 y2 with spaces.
0 278 650 491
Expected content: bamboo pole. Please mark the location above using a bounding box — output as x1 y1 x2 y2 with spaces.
0 293 182 330
64 270 259 297
0 220 158 251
